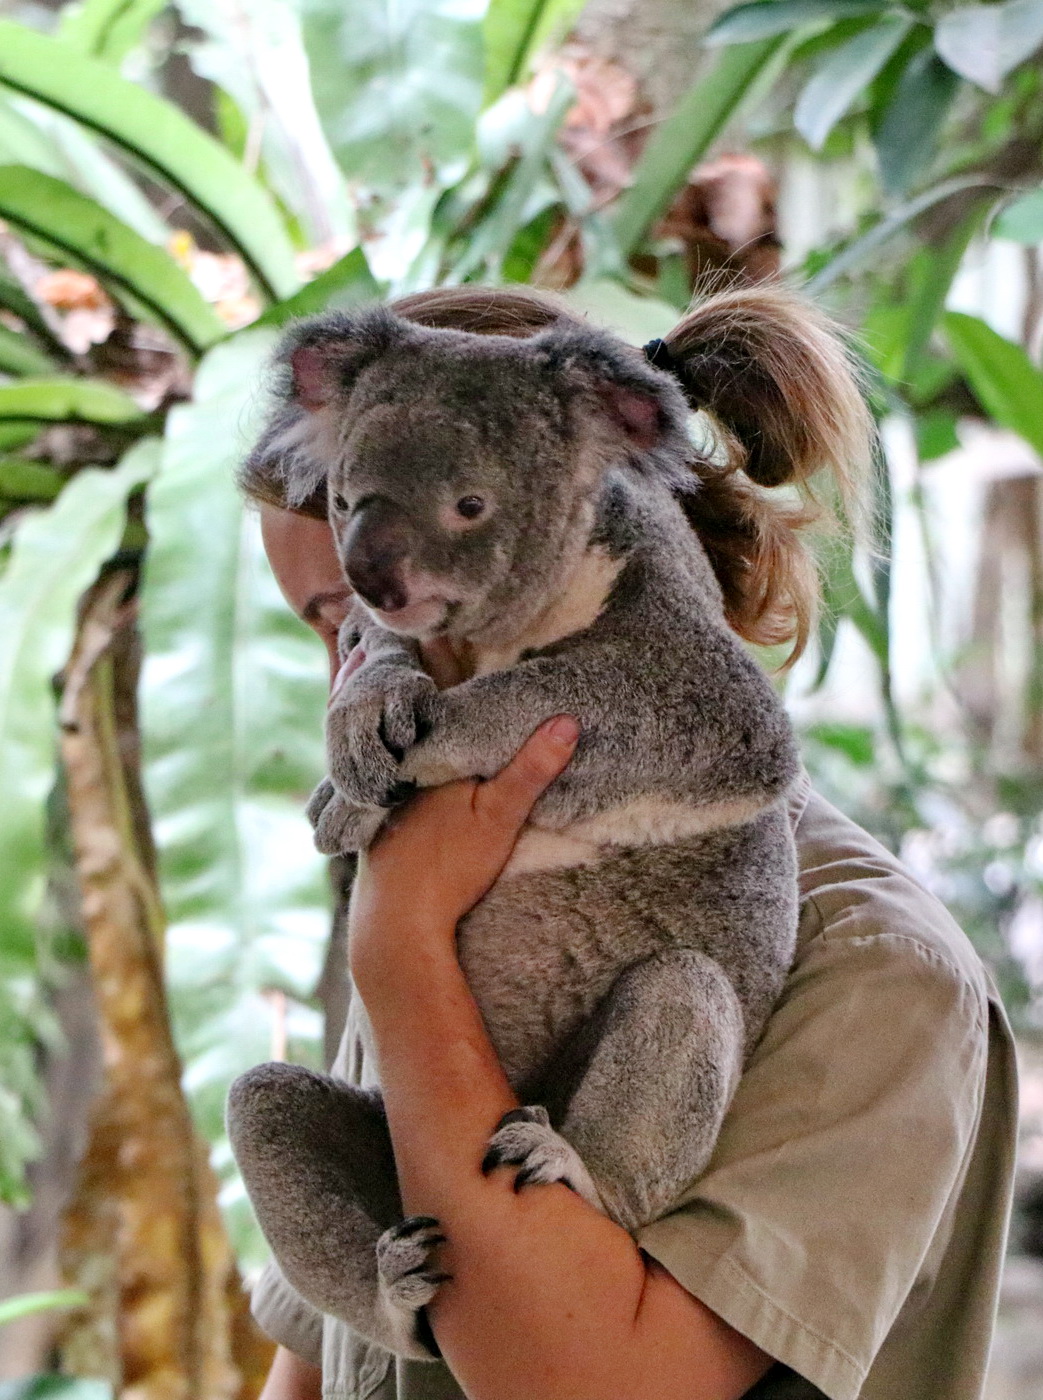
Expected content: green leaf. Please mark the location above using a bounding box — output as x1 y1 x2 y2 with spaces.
0 1379 112 1400
0 167 226 357
934 0 1043 94
0 22 299 301
805 176 998 293
301 0 485 202
613 38 786 257
59 0 168 63
0 442 158 1154
915 409 959 460
0 378 145 426
0 92 169 245
794 17 912 151
895 204 985 382
256 248 382 329
994 188 1043 243
564 279 681 346
706 0 887 45
173 0 354 247
451 75 573 282
0 263 63 352
872 47 960 195
0 459 63 502
0 1291 88 1327
0 96 67 179
0 424 39 453
804 721 876 767
943 312 1043 457
483 0 586 105
25 105 171 245
139 334 329 1257
0 324 55 378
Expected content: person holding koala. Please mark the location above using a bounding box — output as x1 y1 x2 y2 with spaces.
237 287 1017 1400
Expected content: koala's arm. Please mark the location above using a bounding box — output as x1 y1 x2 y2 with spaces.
405 638 795 822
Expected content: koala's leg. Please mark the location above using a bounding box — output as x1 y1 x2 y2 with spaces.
227 1063 445 1360
483 950 745 1235
562 949 746 1232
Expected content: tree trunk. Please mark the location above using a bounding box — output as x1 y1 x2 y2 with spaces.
574 0 730 119
56 570 273 1400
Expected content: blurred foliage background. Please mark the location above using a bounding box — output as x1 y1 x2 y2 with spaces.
0 0 1042 1394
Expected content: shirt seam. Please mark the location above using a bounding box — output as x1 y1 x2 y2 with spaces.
714 1251 865 1382
804 898 989 1019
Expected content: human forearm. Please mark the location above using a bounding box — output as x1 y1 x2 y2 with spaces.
361 946 769 1400
258 1346 322 1400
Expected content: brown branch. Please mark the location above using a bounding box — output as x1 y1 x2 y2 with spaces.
57 571 272 1400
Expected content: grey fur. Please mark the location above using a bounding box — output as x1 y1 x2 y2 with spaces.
228 306 801 1360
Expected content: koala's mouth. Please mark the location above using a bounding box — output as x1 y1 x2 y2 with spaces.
369 594 453 637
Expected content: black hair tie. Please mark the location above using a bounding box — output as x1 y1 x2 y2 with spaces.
643 337 699 408
642 337 677 374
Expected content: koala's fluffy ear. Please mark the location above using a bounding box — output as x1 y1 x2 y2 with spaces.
530 323 692 481
280 307 406 411
240 308 408 512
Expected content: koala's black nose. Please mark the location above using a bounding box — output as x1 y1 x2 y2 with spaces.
342 496 413 613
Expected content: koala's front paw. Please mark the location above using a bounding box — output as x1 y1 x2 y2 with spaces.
377 1215 449 1358
306 778 385 855
327 660 436 809
481 1107 606 1214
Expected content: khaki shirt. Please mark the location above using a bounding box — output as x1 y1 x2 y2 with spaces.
252 779 1018 1399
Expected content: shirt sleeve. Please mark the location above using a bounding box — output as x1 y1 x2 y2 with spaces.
251 1258 325 1368
635 922 989 1400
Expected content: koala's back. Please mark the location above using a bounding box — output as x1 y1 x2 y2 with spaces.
457 800 797 1097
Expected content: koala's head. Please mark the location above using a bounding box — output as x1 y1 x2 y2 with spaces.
250 307 692 644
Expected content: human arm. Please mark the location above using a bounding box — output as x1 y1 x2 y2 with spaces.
258 1345 323 1400
349 717 772 1400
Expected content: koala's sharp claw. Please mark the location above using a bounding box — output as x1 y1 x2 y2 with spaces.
500 1106 550 1129
383 779 417 807
481 1105 606 1213
402 1260 448 1279
386 1215 440 1240
377 1214 450 1352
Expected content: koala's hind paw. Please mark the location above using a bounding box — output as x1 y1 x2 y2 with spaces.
481 1107 606 1214
377 1216 449 1358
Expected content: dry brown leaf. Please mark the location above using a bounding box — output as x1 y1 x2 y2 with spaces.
37 269 111 312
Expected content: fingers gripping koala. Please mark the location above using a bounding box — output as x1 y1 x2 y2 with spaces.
227 288 871 1360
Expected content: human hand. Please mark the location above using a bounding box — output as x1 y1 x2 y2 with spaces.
348 715 580 998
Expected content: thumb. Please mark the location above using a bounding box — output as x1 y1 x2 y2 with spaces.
475 716 580 830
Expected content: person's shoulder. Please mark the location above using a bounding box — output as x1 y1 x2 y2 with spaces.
789 776 990 1009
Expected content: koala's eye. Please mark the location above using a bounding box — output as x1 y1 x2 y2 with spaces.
456 495 485 520
332 492 348 512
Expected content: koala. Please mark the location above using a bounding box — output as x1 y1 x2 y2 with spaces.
228 289 866 1360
